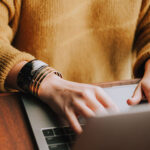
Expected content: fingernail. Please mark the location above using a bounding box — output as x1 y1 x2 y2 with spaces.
127 98 135 105
127 99 131 105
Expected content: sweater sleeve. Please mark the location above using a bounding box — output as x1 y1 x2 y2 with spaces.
0 0 35 92
133 0 150 77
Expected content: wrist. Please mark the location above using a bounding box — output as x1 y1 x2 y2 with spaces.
38 73 63 99
16 59 62 95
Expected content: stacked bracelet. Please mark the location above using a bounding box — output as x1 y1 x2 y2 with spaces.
17 59 62 96
30 66 62 96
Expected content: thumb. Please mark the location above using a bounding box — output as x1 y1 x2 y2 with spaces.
127 83 142 105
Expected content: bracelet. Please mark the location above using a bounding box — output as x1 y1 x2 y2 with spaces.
17 59 62 95
32 67 62 96
30 67 58 96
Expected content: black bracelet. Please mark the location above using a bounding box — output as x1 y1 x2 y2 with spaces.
17 59 48 93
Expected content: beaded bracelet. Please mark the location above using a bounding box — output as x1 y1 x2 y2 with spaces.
17 59 62 95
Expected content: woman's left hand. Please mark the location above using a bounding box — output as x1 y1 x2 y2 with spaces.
127 59 150 105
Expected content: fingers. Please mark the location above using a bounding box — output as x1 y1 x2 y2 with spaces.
66 96 106 134
83 90 107 113
73 98 95 117
63 85 120 134
65 107 82 134
94 87 119 111
127 83 142 105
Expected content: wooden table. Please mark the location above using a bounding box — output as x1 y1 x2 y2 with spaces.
0 79 140 150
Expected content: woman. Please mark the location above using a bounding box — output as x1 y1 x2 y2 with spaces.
0 0 150 134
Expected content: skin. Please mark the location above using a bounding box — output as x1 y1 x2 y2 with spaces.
6 59 150 134
5 60 118 134
37 73 118 134
127 59 150 105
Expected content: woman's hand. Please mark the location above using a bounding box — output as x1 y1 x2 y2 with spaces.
38 74 118 134
127 59 150 105
5 61 118 134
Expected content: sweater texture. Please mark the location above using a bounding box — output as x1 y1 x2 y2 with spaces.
0 0 150 91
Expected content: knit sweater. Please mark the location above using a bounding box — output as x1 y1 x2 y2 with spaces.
0 0 150 92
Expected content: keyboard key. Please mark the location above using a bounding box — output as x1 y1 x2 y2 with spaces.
49 144 69 150
53 128 65 136
46 136 69 145
43 127 79 149
43 129 54 137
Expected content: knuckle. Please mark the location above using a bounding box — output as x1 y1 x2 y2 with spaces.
82 89 91 96
75 91 83 98
72 98 77 105
93 86 103 93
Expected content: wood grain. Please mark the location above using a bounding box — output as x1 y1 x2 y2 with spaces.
0 93 36 150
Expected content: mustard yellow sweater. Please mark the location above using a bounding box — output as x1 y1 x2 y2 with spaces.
0 0 150 92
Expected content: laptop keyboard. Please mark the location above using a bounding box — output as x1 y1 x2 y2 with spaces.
42 126 80 150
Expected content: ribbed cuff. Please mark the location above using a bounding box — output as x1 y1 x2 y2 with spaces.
0 46 35 92
133 43 150 78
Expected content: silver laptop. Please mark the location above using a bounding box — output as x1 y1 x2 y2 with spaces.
73 103 150 150
22 83 150 150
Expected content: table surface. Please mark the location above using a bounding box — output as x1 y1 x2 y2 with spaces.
0 79 140 150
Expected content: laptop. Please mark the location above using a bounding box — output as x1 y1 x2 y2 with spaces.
22 83 150 150
73 103 150 150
